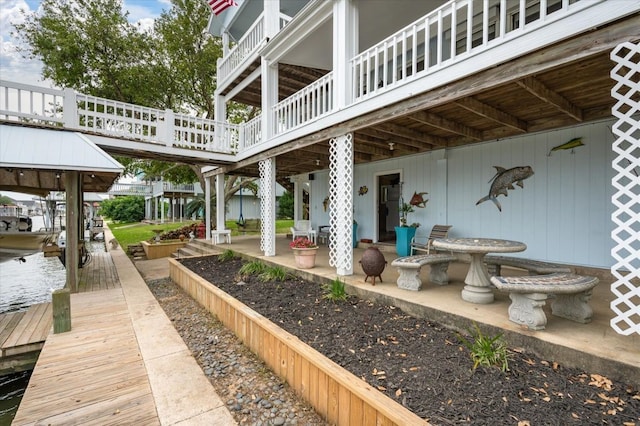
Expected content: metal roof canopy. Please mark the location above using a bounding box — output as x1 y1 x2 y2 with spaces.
0 124 123 196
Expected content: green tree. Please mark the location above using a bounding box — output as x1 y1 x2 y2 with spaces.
278 191 294 219
99 196 145 222
0 195 15 205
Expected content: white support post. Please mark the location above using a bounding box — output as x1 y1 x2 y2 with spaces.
610 41 640 336
333 0 358 109
263 0 280 39
216 174 226 232
329 133 354 276
163 109 175 147
214 94 226 150
205 176 212 240
261 59 278 140
62 88 77 128
259 158 276 256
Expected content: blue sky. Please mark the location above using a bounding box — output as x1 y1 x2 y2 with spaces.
0 0 172 86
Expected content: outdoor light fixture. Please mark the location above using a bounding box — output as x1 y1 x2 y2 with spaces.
55 172 61 179
388 142 395 151
316 159 320 166
19 170 24 176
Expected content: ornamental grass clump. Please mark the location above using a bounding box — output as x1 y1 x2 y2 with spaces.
458 322 510 372
218 249 236 262
258 266 289 282
322 277 348 302
239 260 267 278
289 237 317 249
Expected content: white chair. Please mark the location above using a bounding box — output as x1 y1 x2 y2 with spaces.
290 220 314 242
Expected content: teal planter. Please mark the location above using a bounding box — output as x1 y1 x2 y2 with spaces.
395 226 416 257
353 223 358 248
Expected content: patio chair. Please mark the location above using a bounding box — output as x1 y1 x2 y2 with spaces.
290 220 312 241
410 224 452 255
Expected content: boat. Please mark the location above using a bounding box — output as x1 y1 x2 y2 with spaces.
0 205 59 263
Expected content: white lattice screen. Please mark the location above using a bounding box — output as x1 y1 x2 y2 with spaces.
610 41 640 336
328 134 354 275
259 158 276 256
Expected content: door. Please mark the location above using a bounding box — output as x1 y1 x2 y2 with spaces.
377 173 400 242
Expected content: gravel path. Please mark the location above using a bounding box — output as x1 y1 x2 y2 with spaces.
146 277 328 426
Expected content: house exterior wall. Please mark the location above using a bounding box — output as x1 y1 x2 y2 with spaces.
309 119 616 269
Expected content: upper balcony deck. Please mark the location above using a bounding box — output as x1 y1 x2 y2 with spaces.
212 0 638 177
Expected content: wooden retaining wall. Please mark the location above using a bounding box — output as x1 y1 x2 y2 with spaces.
169 258 427 426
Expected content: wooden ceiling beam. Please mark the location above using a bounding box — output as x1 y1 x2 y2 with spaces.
516 76 583 122
355 134 419 155
454 97 528 133
362 125 436 150
408 110 483 140
373 122 446 147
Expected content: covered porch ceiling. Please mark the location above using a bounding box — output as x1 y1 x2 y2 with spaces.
218 16 639 182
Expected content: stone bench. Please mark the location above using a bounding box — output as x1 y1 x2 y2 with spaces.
484 255 573 276
391 254 457 291
490 273 599 330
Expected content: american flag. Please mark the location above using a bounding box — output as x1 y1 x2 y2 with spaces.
208 0 238 15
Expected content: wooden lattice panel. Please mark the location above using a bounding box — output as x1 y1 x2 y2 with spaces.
259 158 276 256
610 41 640 335
328 134 354 275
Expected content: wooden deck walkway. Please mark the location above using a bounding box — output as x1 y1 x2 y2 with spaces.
78 251 120 292
0 303 52 375
11 289 160 425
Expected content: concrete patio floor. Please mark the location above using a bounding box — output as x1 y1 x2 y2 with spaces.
193 234 640 385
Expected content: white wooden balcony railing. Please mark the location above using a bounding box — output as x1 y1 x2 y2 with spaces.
108 183 153 196
351 0 591 100
273 71 334 134
239 114 262 150
0 80 234 154
217 13 265 84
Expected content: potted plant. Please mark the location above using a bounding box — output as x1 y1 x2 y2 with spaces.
395 202 420 256
289 237 319 269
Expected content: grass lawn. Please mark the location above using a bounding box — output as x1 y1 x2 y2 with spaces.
108 219 295 252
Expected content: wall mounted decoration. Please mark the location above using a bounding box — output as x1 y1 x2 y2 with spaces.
476 166 534 212
358 185 368 196
548 137 584 156
322 196 329 212
409 191 429 208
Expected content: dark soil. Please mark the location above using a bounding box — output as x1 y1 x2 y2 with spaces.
179 255 640 426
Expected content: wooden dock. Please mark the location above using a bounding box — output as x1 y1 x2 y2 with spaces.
11 289 160 425
0 303 52 375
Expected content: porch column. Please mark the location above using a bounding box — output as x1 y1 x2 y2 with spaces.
64 171 80 293
329 133 354 276
333 0 358 109
263 0 280 39
261 59 278 141
205 176 212 240
259 158 276 256
610 41 640 336
215 174 226 232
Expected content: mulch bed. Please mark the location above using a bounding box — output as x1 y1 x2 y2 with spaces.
179 255 640 425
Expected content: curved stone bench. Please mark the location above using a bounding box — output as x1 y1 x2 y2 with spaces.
391 254 457 291
484 255 573 276
490 273 599 330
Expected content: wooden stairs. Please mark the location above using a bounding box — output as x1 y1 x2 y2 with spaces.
171 238 220 259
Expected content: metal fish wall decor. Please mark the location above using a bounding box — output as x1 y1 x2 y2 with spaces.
476 166 534 212
548 137 584 156
409 191 429 208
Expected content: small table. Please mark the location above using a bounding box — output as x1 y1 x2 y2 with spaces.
432 238 526 304
211 229 231 244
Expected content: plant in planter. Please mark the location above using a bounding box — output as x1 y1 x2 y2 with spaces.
395 202 420 256
289 237 319 269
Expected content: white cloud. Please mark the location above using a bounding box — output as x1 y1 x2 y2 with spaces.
0 0 49 86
